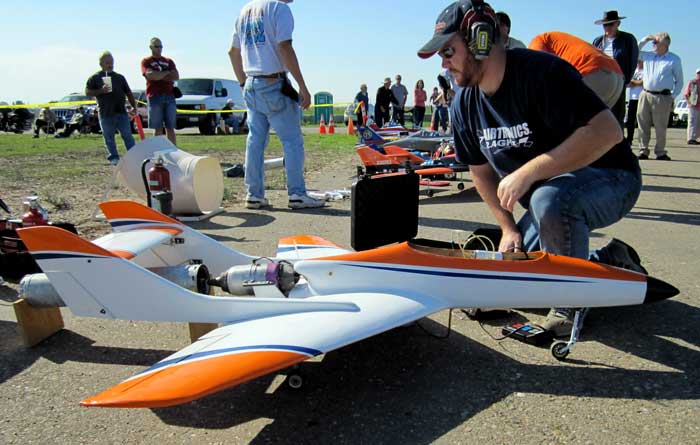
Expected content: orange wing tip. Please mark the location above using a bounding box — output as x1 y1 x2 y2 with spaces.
99 200 182 225
80 350 311 408
17 226 116 257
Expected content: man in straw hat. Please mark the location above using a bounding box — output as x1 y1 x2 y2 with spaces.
592 11 638 126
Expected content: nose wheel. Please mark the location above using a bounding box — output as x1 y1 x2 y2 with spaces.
286 373 303 389
550 308 589 361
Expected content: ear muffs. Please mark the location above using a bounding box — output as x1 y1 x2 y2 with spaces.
460 0 499 60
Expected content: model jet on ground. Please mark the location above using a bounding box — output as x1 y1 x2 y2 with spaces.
359 125 448 154
16 201 678 408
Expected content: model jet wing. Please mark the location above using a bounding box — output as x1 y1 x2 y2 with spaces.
92 228 181 260
81 290 445 408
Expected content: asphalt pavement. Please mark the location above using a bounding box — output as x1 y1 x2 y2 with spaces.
0 128 698 444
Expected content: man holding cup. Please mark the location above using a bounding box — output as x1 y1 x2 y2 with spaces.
85 51 137 165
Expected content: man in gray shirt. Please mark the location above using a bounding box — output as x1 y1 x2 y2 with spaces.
85 51 137 165
391 74 409 125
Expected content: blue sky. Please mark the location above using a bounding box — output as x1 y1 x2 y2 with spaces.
1 0 698 106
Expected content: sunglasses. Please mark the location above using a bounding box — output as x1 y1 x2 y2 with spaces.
152 45 163 48
439 45 455 59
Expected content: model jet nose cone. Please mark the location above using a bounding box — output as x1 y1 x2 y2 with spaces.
644 276 680 303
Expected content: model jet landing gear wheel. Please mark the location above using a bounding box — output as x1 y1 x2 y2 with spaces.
457 182 465 190
287 374 303 389
427 190 435 197
550 341 570 361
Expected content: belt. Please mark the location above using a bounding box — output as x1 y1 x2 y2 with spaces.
644 89 671 95
252 72 285 79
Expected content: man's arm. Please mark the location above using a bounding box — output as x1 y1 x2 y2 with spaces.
469 163 522 252
144 70 176 81
277 40 310 109
671 57 684 98
496 109 623 212
228 46 247 87
86 82 109 97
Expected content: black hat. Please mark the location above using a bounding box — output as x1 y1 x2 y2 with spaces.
418 1 477 59
594 10 626 25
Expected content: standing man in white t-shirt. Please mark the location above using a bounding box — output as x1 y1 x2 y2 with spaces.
229 0 323 209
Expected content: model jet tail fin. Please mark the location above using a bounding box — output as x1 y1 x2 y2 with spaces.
98 200 254 274
357 146 395 167
358 126 387 146
99 200 183 230
383 145 426 163
16 226 358 323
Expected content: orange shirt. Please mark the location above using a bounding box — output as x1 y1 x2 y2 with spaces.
528 31 622 77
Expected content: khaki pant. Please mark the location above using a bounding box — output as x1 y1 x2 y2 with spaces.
636 91 673 157
582 69 624 109
689 106 700 142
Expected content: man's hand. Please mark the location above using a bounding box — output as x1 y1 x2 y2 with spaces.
499 228 523 253
300 86 311 110
100 84 111 95
497 169 535 212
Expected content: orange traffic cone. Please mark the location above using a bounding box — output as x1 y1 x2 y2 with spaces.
430 111 436 131
328 113 335 134
319 115 326 134
347 116 355 135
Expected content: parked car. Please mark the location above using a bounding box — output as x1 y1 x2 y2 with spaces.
343 102 374 125
672 99 689 127
174 78 246 135
50 93 99 133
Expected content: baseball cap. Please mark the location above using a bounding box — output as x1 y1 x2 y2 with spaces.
418 0 476 59
696 68 700 74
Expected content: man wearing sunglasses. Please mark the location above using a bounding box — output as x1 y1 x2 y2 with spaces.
636 32 683 161
142 37 179 145
592 11 638 127
418 1 643 336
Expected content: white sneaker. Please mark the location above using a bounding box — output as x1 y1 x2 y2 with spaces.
245 196 270 209
288 193 324 209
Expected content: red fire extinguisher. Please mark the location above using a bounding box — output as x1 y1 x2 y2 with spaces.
148 157 171 194
141 156 173 215
21 197 48 227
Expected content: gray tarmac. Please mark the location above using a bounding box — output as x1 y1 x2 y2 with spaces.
1 128 699 444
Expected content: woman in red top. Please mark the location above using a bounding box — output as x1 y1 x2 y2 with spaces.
529 31 624 108
413 79 427 128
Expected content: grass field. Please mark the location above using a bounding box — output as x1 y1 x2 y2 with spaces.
0 132 357 231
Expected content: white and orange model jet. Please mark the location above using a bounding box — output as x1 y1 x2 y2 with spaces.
16 201 678 408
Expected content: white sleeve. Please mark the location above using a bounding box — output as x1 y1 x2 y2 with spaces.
274 3 294 42
231 17 241 48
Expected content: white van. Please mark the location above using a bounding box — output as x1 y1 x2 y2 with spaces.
174 78 246 135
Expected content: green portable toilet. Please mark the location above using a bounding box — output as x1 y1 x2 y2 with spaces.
314 91 333 124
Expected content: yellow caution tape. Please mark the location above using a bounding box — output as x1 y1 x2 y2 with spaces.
1 100 351 114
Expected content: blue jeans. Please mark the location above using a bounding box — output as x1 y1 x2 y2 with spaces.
435 106 448 131
224 114 239 133
148 94 177 129
518 165 642 261
243 77 305 198
99 113 135 162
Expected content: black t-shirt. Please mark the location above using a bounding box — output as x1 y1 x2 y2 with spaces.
452 49 637 203
86 71 131 116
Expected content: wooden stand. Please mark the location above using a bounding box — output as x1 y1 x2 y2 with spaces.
188 322 218 343
13 299 64 347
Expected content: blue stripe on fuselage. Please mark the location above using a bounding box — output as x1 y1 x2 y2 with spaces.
345 264 588 283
